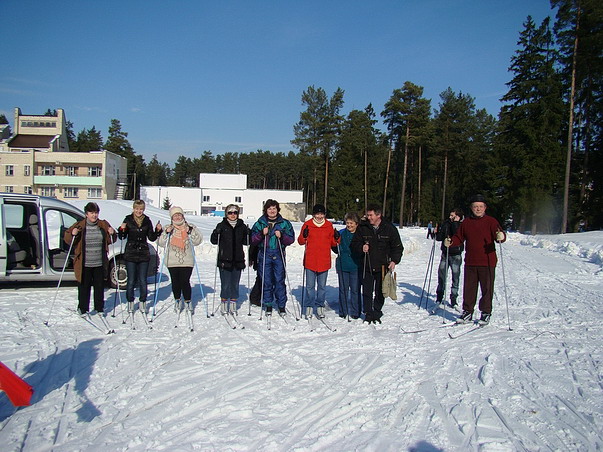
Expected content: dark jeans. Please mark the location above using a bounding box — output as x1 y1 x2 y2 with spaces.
219 267 242 300
168 266 193 301
436 254 462 302
337 269 361 317
126 260 150 302
79 266 105 313
462 266 495 314
361 270 385 321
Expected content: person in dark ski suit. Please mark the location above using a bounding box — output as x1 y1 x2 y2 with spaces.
118 199 162 314
210 204 251 314
64 202 117 316
351 204 404 324
445 194 506 325
435 208 464 308
250 199 295 315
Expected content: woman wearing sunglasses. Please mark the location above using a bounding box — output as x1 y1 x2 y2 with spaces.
210 204 251 315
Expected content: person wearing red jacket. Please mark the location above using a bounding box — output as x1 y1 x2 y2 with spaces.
445 194 506 325
298 204 340 319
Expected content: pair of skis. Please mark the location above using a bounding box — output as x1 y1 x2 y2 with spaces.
80 312 115 335
174 300 195 332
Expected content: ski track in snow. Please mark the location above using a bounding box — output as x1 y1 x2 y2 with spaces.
1 210 602 451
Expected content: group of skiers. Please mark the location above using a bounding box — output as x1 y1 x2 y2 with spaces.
65 193 506 327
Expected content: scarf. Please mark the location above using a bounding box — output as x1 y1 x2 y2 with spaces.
227 218 238 228
170 219 188 250
133 213 145 228
312 218 325 227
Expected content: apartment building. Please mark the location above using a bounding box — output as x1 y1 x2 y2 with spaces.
1 108 127 200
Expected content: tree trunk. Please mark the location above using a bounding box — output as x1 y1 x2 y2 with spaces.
324 148 329 209
441 150 448 221
562 5 580 234
364 147 368 214
399 125 410 228
417 145 422 225
383 138 393 217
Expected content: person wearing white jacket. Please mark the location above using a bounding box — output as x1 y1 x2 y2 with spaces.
158 206 203 310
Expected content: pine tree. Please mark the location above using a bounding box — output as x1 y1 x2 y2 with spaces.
498 16 565 233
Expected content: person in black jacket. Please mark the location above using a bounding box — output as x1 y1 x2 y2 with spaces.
118 200 162 314
210 204 250 315
351 204 404 324
435 208 464 308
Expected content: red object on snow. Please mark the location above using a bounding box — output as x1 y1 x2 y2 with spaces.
0 361 34 407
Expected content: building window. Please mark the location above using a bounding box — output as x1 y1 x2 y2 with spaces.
88 167 102 177
203 195 210 202
41 165 56 176
40 187 56 197
65 166 78 176
88 188 102 199
64 187 79 198
24 186 33 194
5 186 14 193
5 165 14 176
235 196 242 203
24 165 31 176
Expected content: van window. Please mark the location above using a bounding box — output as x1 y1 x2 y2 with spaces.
4 204 24 228
45 209 81 250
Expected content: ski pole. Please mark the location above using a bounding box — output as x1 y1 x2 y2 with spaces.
498 241 512 331
440 241 450 323
419 235 436 309
246 229 252 316
151 232 171 321
259 233 268 320
278 237 299 320
112 236 125 318
111 240 126 324
211 232 220 316
189 235 208 318
44 236 76 326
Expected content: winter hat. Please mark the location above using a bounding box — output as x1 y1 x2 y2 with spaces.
169 206 184 218
470 194 487 204
312 204 326 215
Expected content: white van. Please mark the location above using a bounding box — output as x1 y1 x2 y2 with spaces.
0 193 157 288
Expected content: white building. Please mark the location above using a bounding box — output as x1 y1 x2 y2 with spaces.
141 173 305 222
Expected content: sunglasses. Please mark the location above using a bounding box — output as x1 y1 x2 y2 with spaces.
227 211 239 215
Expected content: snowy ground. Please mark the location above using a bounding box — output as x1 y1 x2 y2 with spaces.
1 202 602 451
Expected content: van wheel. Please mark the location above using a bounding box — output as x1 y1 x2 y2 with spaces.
109 258 127 289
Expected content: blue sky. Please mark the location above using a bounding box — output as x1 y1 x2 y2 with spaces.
1 0 555 166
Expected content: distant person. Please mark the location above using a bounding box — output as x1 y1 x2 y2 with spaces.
250 199 295 315
118 199 162 315
158 206 203 313
435 208 464 309
298 204 340 319
334 212 362 319
351 204 404 324
64 202 117 316
210 204 250 315
445 195 506 325
427 221 434 239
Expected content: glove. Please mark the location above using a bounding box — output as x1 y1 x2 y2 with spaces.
302 227 309 238
444 238 452 248
496 231 505 242
333 229 340 240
